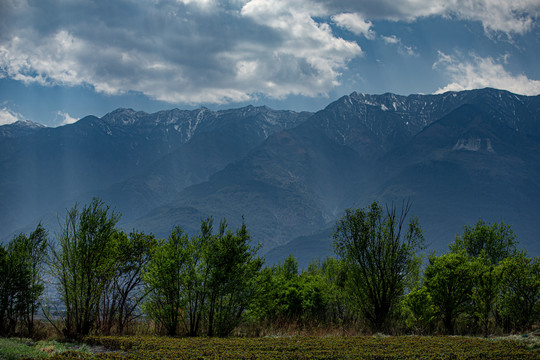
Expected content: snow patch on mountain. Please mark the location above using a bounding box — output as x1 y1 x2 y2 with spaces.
453 138 495 153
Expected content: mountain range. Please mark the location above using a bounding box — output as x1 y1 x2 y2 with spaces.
1 88 539 268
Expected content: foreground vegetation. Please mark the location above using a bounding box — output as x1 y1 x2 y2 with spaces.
49 335 539 359
1 198 538 342
0 337 91 359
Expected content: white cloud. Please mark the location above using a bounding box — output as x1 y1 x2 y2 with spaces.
176 0 216 9
55 111 78 126
0 0 362 105
380 35 417 56
434 53 540 96
332 13 375 39
317 0 540 35
432 50 454 69
381 35 399 44
238 0 363 98
0 107 23 125
0 0 537 107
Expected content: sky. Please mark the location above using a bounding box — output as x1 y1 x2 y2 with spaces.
1 0 539 127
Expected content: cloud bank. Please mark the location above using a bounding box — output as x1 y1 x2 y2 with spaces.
0 106 23 125
318 0 540 35
0 0 362 104
0 0 538 105
434 52 540 96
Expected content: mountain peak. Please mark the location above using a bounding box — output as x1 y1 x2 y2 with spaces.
102 108 147 126
0 119 47 137
12 119 46 128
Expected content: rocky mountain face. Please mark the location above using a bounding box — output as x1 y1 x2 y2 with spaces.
1 88 539 266
0 106 310 237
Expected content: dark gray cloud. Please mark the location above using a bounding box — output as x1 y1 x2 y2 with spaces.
1 0 537 106
0 0 361 104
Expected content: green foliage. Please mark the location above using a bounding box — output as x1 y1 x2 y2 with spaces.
0 223 48 336
470 255 501 336
451 219 517 265
0 196 536 339
144 218 262 337
0 338 93 359
424 251 475 334
0 338 47 359
143 226 190 336
402 287 435 334
77 335 540 359
49 198 120 339
497 252 540 331
98 230 157 335
248 255 360 332
205 219 263 336
333 201 424 331
313 257 350 325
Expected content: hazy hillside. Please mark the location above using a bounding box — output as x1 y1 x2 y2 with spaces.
1 88 539 266
133 88 540 259
0 106 310 239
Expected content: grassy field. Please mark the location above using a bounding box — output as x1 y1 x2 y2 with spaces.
0 338 93 360
32 335 538 359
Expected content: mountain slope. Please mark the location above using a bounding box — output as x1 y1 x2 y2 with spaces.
2 88 538 264
0 106 310 240
101 106 311 221
134 89 540 260
372 104 540 252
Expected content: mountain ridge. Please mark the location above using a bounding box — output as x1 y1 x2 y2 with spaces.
1 88 539 265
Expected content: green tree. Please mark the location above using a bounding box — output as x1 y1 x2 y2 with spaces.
402 286 435 334
450 219 517 265
470 255 501 336
1 241 25 334
333 201 424 332
0 245 6 333
424 251 475 334
98 230 157 334
450 220 520 335
17 224 48 335
0 245 8 334
205 220 263 336
249 255 304 323
314 257 350 325
0 224 47 336
247 255 327 326
497 252 539 331
144 218 262 337
49 198 120 338
143 227 189 336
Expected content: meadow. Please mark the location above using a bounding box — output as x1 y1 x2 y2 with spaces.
34 335 540 359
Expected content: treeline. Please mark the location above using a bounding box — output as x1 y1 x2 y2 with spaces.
0 198 538 339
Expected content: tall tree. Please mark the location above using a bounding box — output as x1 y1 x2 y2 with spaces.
424 251 475 334
450 219 517 265
497 252 540 331
333 201 424 332
0 245 8 335
143 227 190 336
18 224 48 335
450 219 518 335
0 224 47 336
470 255 501 336
205 220 262 336
144 218 262 337
98 230 157 334
49 198 120 339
